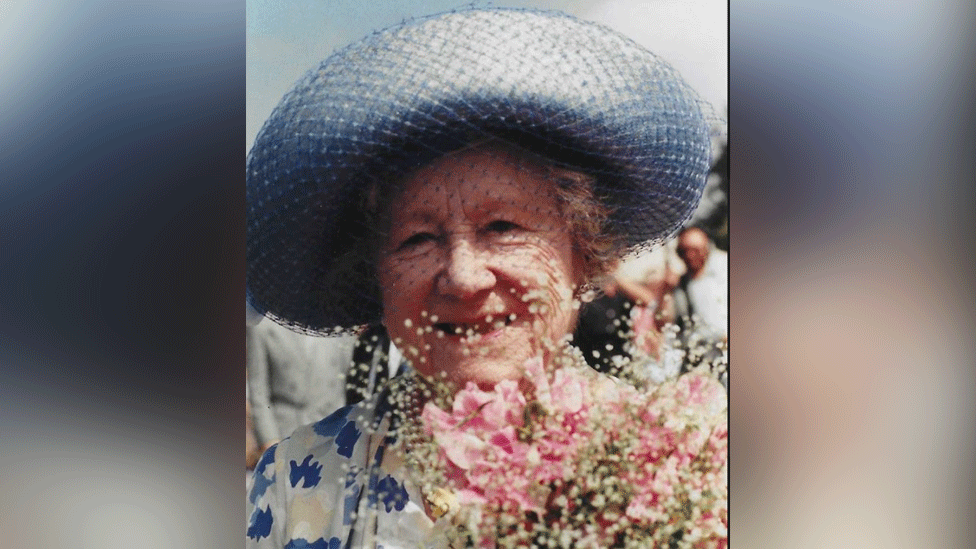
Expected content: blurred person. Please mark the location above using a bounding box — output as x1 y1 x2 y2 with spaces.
675 226 728 342
672 226 727 384
615 242 685 360
246 392 261 471
602 243 689 386
247 392 261 481
687 139 728 251
246 320 357 454
572 276 635 374
575 243 684 375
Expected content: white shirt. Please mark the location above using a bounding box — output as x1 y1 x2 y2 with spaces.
685 249 728 339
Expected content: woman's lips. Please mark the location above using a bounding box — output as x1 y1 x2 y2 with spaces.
432 314 517 338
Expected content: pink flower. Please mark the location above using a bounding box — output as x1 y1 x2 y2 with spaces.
415 357 728 548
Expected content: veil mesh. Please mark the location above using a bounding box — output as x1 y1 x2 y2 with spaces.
246 7 719 336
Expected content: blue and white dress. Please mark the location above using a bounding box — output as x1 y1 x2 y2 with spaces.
246 385 449 549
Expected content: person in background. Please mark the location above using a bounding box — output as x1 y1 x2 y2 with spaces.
246 389 261 471
572 276 635 375
246 320 357 455
675 227 728 340
614 243 686 361
574 243 684 375
674 226 728 380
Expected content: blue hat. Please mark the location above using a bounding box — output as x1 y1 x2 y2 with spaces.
247 7 714 335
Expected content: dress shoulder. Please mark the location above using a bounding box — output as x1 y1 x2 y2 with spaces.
246 403 380 548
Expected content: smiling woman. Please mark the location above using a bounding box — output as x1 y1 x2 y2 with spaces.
378 144 591 389
245 6 721 548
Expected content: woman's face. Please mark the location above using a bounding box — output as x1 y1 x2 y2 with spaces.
377 145 581 389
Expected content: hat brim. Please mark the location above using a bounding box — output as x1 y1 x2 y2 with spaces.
247 7 712 334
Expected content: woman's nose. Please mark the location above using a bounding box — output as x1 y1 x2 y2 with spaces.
437 237 495 299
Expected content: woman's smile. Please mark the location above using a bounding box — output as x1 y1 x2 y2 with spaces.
377 144 581 388
431 312 517 338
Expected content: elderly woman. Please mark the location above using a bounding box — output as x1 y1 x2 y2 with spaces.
246 7 715 548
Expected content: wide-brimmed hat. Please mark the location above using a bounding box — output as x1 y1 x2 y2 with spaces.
247 7 716 335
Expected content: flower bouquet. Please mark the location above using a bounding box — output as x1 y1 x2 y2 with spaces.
398 355 728 548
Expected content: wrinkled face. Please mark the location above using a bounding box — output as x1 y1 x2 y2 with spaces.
377 145 581 389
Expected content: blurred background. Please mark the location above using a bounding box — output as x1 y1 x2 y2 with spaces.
2 0 974 547
732 0 975 546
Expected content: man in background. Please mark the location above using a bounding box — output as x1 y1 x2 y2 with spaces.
246 321 357 456
675 227 728 340
674 227 728 381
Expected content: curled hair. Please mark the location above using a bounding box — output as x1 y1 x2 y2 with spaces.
545 166 623 284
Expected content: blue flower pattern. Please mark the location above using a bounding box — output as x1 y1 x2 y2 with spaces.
283 537 341 549
376 475 409 513
313 407 353 438
249 444 277 504
313 405 362 459
289 455 323 488
335 420 360 458
343 468 362 526
247 505 273 540
246 400 415 548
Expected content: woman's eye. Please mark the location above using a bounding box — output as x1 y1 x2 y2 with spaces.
398 232 437 250
485 220 519 233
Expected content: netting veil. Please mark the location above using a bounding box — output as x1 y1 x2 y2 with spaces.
246 7 716 336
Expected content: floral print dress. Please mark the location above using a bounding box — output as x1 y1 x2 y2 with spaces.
246 387 447 549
